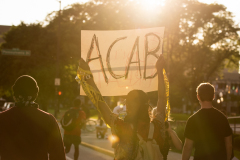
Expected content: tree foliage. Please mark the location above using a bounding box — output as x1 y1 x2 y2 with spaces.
0 0 239 108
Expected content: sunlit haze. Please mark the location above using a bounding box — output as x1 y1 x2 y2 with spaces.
0 0 89 26
0 0 239 26
137 0 165 10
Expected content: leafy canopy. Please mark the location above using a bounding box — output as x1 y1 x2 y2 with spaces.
0 0 239 108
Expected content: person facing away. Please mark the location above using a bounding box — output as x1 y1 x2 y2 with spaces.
0 75 66 160
63 99 86 160
77 54 167 160
80 103 90 119
182 83 233 160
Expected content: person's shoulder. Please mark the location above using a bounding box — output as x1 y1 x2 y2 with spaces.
212 107 228 118
0 107 56 123
79 110 86 115
113 106 120 113
212 107 224 113
113 105 120 110
36 108 51 114
0 106 21 116
0 107 14 117
35 108 56 119
187 109 201 121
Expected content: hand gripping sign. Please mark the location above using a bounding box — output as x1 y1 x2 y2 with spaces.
80 27 165 96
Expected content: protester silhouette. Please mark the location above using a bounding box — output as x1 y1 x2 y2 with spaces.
0 75 66 160
182 83 233 160
77 54 167 159
62 99 86 160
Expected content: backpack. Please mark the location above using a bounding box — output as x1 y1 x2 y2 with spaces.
134 122 163 160
61 109 80 131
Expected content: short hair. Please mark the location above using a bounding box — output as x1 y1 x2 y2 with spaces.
74 99 81 107
196 83 215 102
12 75 39 100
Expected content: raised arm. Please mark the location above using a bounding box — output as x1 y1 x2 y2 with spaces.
77 58 112 126
167 122 182 150
155 55 167 118
153 55 167 141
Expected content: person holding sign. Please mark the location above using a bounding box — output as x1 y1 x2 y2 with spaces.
76 55 167 160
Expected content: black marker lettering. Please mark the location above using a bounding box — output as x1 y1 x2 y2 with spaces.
125 36 141 79
144 33 161 79
106 37 127 79
86 34 108 83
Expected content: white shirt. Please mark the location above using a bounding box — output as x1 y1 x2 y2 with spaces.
113 105 126 119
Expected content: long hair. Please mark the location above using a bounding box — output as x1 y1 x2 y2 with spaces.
124 90 151 125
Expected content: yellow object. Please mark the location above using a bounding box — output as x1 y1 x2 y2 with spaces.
163 69 170 121
76 67 104 109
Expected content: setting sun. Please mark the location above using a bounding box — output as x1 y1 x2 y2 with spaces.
139 0 164 9
129 0 164 11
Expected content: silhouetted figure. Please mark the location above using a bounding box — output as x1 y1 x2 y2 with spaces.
182 83 233 160
81 103 90 119
62 99 86 160
77 55 167 160
0 75 66 160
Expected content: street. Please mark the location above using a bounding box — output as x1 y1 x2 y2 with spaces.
0 0 239 159
60 126 193 160
59 123 113 160
59 118 240 160
65 145 113 160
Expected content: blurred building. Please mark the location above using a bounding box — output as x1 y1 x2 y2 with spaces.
0 25 11 44
212 69 240 115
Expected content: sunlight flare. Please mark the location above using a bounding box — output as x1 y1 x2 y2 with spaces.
133 0 165 10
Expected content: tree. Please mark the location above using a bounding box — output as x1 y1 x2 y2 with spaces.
0 0 239 110
0 22 79 110
163 0 240 106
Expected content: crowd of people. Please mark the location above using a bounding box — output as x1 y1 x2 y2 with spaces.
0 55 234 160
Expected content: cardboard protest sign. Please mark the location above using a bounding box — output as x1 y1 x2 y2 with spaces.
80 27 165 96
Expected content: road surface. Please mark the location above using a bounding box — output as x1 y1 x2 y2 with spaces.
65 145 113 160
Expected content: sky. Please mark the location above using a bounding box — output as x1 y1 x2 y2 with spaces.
0 0 240 26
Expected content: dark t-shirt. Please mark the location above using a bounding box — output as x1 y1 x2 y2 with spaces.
0 106 66 160
81 105 90 119
184 107 232 160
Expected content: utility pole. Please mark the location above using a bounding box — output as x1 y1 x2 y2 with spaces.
54 0 61 118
